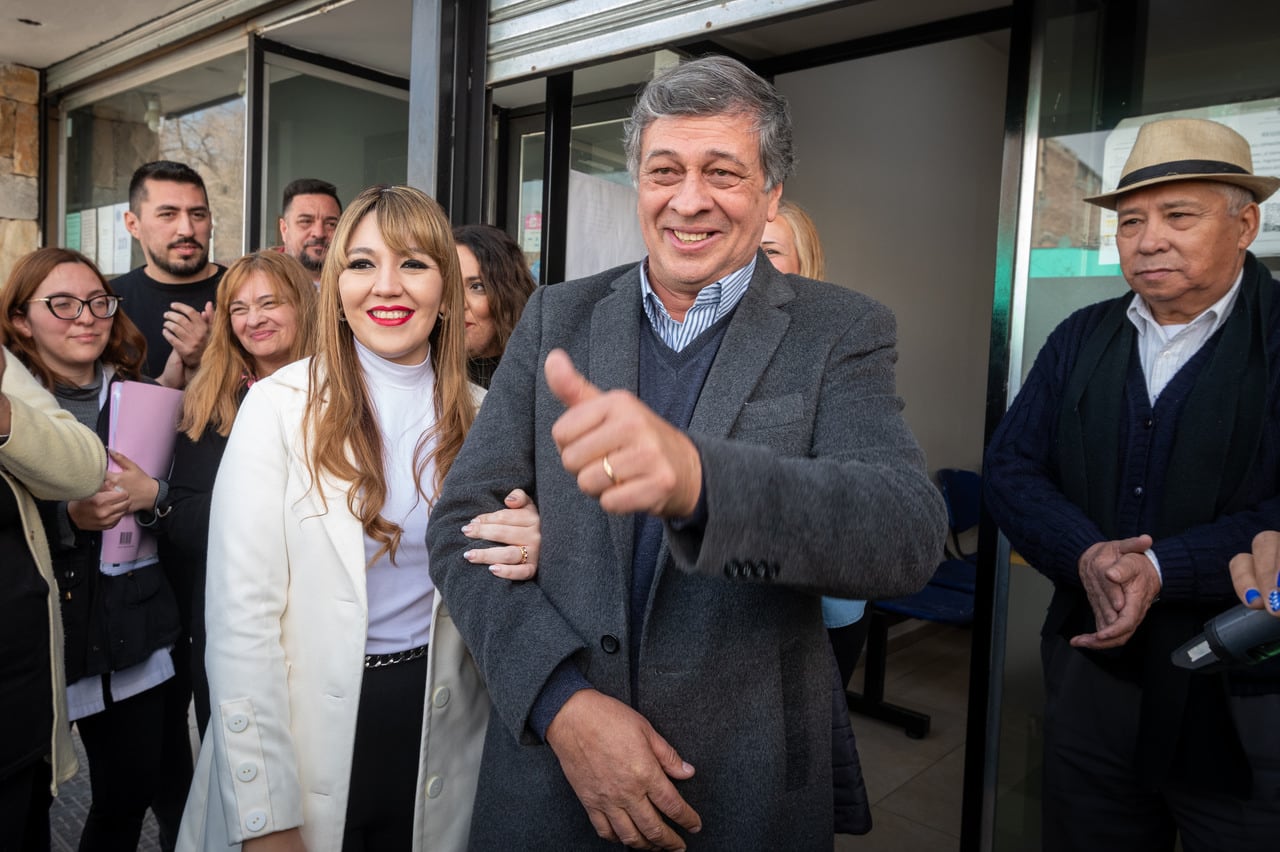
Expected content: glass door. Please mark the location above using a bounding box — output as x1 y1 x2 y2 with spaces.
259 51 409 249
993 2 1280 848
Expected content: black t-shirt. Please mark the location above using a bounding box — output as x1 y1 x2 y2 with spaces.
113 265 225 378
0 478 53 780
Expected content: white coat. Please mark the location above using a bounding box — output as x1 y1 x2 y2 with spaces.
177 359 488 852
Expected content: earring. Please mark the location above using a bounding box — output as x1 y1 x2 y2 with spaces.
338 310 347 323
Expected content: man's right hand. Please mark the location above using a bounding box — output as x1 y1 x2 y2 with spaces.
546 689 700 851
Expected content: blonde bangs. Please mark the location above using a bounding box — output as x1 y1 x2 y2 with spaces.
303 184 476 566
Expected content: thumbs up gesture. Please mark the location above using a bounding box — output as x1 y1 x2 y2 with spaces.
545 348 702 518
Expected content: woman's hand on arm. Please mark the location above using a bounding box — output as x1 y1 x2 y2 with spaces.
462 488 540 581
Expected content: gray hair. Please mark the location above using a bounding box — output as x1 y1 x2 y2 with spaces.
1217 182 1255 216
624 55 795 191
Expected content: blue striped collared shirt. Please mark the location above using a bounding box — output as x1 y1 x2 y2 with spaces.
639 258 756 352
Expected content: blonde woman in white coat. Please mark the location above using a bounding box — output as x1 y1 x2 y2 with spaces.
178 186 539 852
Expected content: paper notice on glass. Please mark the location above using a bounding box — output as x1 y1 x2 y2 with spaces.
100 381 184 567
565 170 647 281
79 208 98 264
95 205 115 274
112 202 131 274
65 212 82 253
1097 99 1280 265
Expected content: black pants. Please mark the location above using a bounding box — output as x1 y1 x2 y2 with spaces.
150 651 193 852
75 681 167 852
190 569 211 739
1041 633 1280 852
0 759 50 852
342 654 428 852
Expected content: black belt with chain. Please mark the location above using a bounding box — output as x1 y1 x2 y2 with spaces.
364 642 429 669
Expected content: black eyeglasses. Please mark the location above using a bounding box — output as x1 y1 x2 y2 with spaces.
28 295 122 320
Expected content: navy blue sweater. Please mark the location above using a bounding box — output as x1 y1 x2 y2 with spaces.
985 279 1280 605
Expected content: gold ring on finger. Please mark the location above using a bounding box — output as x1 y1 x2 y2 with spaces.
519 545 528 564
602 454 618 485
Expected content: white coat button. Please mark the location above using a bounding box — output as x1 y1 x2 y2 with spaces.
432 687 451 708
426 775 444 798
236 762 258 782
227 713 249 733
245 810 268 832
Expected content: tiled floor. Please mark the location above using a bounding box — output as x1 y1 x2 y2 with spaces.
49 621 972 850
838 621 972 852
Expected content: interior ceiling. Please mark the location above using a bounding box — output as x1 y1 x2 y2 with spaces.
5 0 1008 104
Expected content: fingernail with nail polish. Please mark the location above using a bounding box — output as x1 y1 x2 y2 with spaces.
1270 590 1280 613
1246 588 1262 605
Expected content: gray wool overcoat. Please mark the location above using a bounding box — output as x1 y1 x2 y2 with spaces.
428 252 947 850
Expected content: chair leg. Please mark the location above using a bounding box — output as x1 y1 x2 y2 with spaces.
844 608 932 739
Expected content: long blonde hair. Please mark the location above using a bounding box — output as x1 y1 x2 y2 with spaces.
180 251 318 440
776 200 826 280
304 185 475 563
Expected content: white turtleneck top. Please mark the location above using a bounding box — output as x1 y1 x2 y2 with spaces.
355 340 438 655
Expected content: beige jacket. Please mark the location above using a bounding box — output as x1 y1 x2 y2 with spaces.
177 359 488 852
0 347 106 793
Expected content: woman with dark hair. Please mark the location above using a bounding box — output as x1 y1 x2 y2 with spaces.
452 224 536 388
180 187 540 852
160 250 319 737
0 247 182 850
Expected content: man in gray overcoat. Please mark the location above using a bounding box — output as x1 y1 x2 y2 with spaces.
428 55 947 851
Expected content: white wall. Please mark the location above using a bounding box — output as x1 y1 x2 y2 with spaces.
777 35 1007 474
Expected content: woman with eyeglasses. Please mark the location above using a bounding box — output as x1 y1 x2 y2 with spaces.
0 247 185 850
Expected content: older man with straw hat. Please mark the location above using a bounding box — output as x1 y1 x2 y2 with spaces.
986 116 1280 851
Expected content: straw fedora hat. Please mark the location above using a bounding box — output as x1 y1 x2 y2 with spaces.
1084 117 1280 209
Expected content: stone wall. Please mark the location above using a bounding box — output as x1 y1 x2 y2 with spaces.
0 63 39 287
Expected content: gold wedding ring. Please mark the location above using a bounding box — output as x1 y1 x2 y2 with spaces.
602 454 618 485
519 545 528 564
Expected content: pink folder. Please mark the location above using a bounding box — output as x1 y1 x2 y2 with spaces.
100 381 184 566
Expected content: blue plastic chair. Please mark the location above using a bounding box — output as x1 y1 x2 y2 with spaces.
845 469 980 738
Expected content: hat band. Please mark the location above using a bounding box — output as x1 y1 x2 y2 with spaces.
1117 159 1250 189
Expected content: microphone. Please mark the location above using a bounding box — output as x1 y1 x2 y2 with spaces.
1172 604 1280 671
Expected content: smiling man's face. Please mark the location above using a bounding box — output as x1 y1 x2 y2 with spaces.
636 113 781 301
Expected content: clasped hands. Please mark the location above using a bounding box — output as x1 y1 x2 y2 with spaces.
1071 534 1161 650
